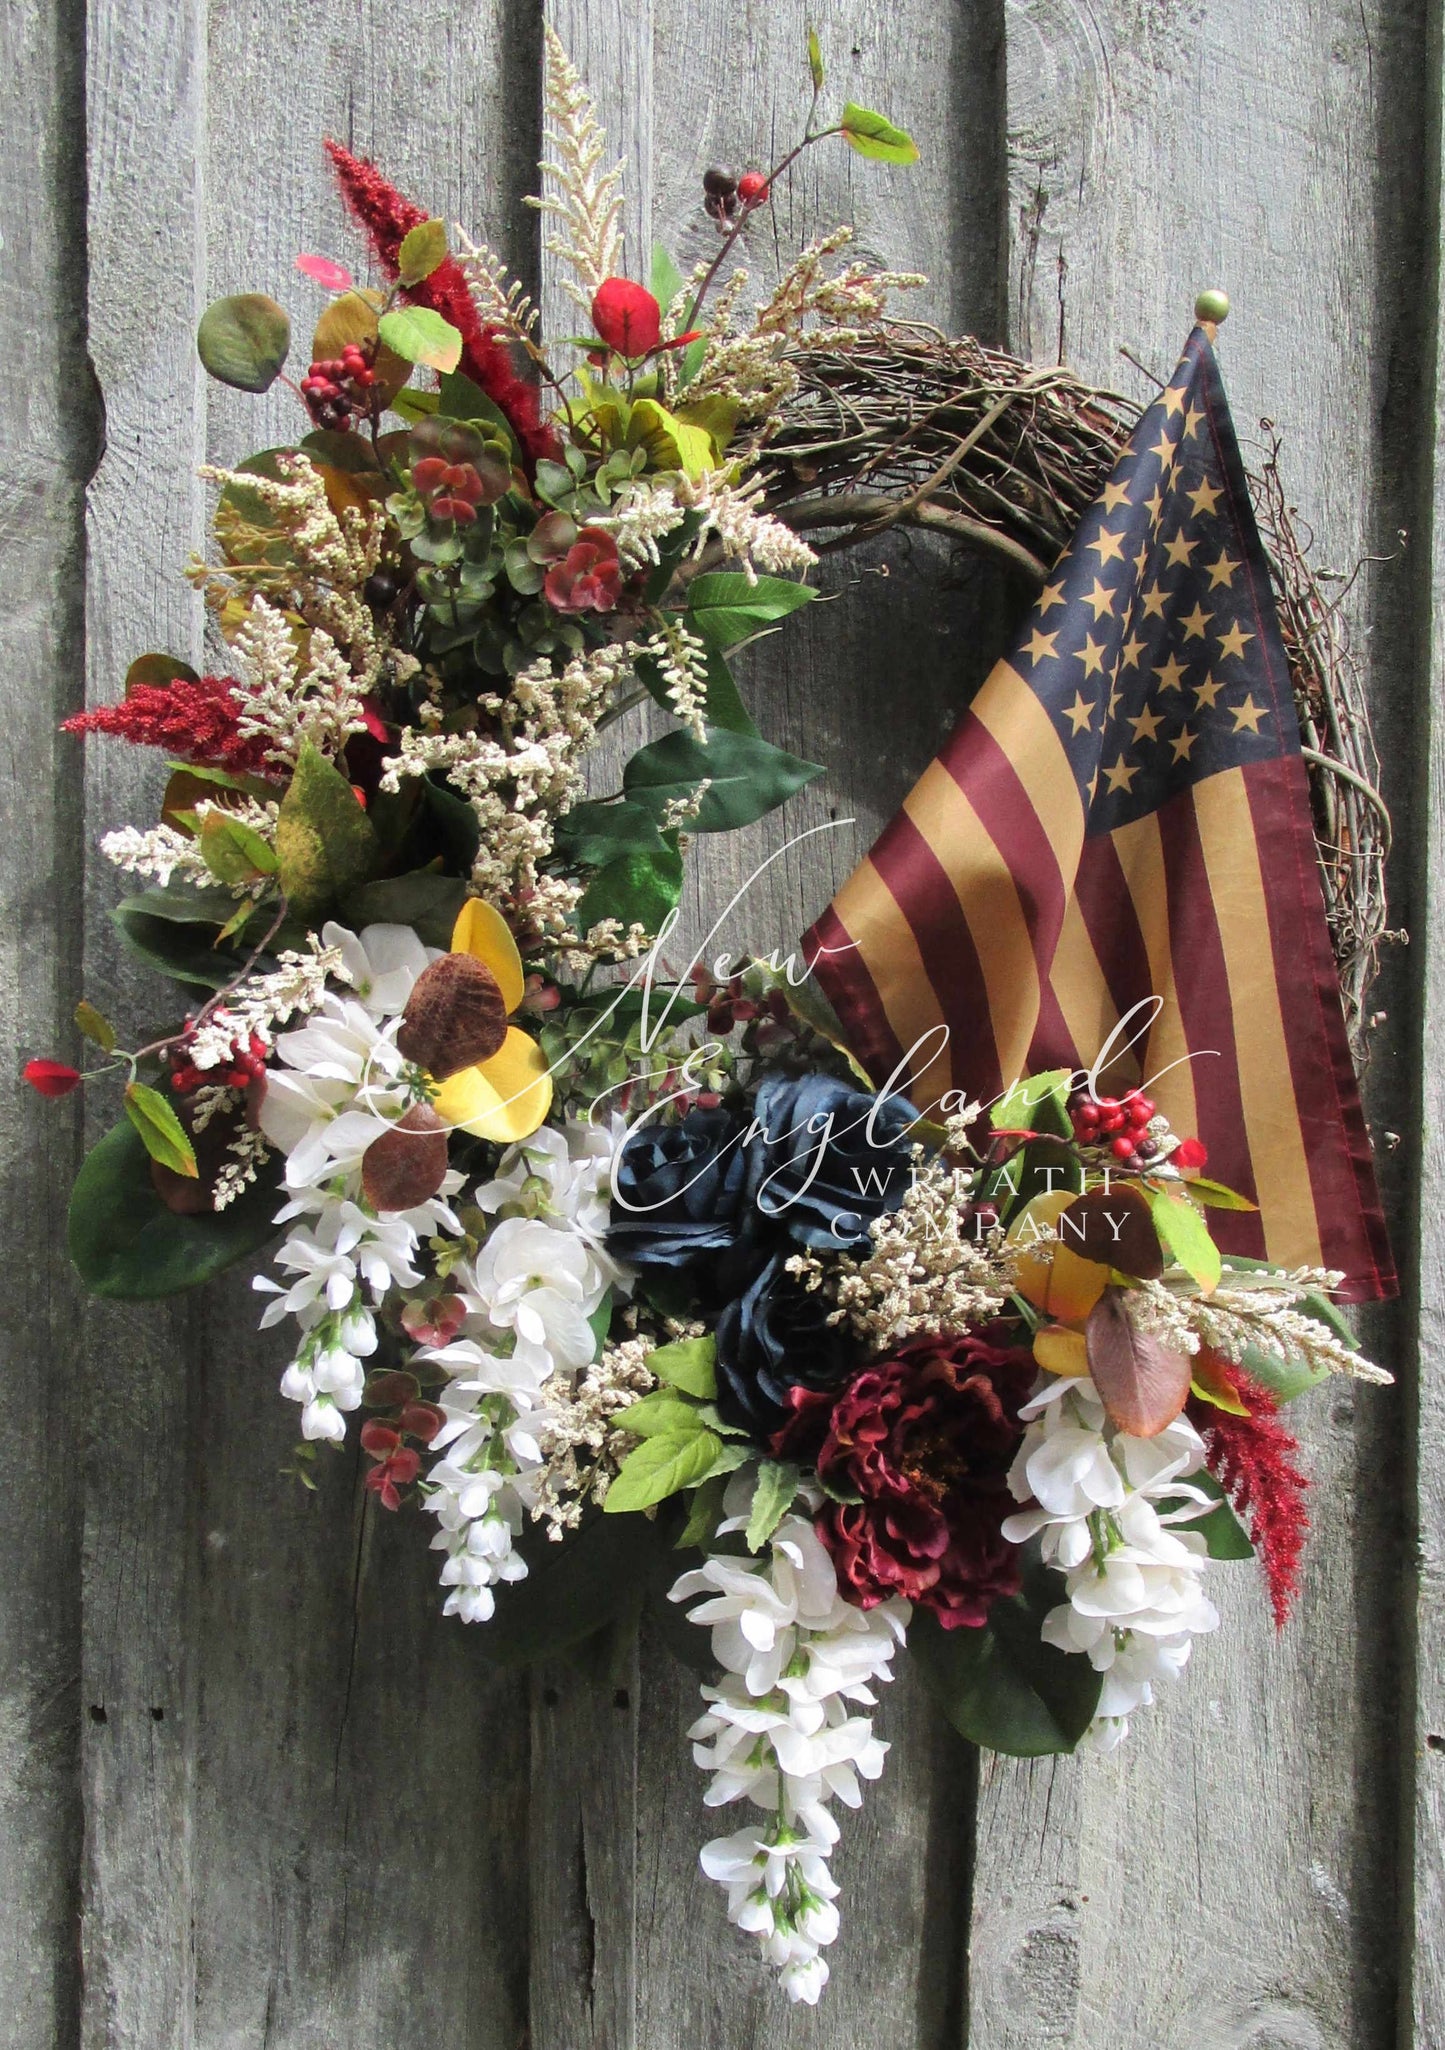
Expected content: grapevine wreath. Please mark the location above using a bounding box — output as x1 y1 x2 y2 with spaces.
35 28 1396 2005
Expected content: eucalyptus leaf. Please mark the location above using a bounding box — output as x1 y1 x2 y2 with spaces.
398 217 449 284
197 293 291 392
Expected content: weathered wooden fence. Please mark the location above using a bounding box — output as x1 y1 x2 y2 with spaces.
4 0 1444 2041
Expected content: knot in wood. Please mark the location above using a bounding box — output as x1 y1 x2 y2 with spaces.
396 953 509 1078
362 1103 450 1212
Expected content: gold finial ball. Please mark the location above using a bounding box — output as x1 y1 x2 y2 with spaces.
1195 287 1230 325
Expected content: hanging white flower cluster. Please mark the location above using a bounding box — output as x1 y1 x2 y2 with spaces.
672 1480 908 2005
416 1118 629 1622
1001 1372 1220 1751
252 924 463 1445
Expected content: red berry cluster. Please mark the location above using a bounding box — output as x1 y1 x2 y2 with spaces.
1069 1088 1159 1170
361 1405 442 1511
692 967 793 1038
299 341 377 430
701 164 771 222
168 1030 267 1095
412 455 488 523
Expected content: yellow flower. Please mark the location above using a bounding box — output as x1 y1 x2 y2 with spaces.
430 900 553 1143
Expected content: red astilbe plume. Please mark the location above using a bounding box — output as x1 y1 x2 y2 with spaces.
63 677 280 780
1190 1357 1311 1628
322 140 558 467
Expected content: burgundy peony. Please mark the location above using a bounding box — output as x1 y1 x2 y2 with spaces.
544 526 624 613
777 1330 1035 1630
591 277 662 356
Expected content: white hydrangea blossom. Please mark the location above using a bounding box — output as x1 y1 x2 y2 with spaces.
672 1479 908 2003
1001 1373 1219 1750
419 1117 630 1622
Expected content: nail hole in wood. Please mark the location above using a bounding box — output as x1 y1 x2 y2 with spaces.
1427 1733 1445 1752
542 1685 560 1707
88 1703 107 1724
614 1688 630 1710
150 1706 165 1721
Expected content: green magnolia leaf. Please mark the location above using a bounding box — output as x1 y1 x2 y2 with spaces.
398 217 449 285
554 799 668 868
623 729 822 832
1235 1340 1330 1404
991 1068 1075 1137
839 101 921 164
910 1556 1102 1756
275 741 379 921
1148 1188 1223 1293
74 1001 116 1053
686 571 816 650
472 1511 665 1667
588 1291 614 1354
112 887 248 990
1189 1473 1256 1560
124 1081 198 1178
605 1428 725 1513
647 1334 718 1399
198 811 279 887
377 305 464 374
617 1390 706 1439
340 870 469 948
69 1118 281 1298
807 23 825 88
576 847 684 934
746 1460 801 1551
197 293 291 392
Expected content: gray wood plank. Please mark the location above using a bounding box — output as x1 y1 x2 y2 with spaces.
978 1 1424 2043
0 1 95 2043
1406 0 1445 2035
80 3 538 2041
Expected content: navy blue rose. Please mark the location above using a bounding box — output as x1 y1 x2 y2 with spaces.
714 1253 861 1439
747 1071 917 1254
607 1104 762 1287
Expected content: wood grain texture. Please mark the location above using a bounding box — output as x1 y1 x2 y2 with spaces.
980 1 1428 2044
0 0 95 2042
1405 0 1445 2036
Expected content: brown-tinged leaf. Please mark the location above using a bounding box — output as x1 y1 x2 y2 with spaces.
312 289 411 406
126 652 200 696
361 1104 450 1212
396 953 509 1078
1084 1286 1193 1437
1057 1184 1164 1279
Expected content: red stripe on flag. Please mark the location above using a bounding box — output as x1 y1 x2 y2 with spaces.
1072 833 1155 1064
868 811 1003 1103
1242 757 1395 1299
802 903 905 1084
1156 791 1268 1260
939 712 1079 1073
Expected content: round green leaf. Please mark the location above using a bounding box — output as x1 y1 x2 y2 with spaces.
378 304 464 374
69 1119 281 1299
197 293 291 392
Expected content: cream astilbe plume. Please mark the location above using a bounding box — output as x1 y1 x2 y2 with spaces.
527 26 625 312
453 226 541 345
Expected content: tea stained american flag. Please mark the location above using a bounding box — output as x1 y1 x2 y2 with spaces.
803 328 1395 1301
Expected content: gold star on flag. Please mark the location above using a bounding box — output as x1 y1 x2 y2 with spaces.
1103 755 1140 793
1132 543 1150 577
1162 385 1187 418
1143 486 1165 524
1153 653 1188 692
1170 726 1198 762
1129 704 1164 742
1206 550 1241 590
1062 691 1094 735
1086 769 1100 805
1216 620 1255 661
1182 403 1207 441
1178 602 1212 640
1083 579 1117 621
1086 526 1125 565
1231 695 1267 733
1187 476 1223 518
1079 635 1108 678
1162 530 1198 569
1141 582 1169 621
1150 428 1178 465
1101 479 1132 512
1193 672 1225 708
1024 627 1060 664
1119 631 1148 671
1037 580 1066 614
